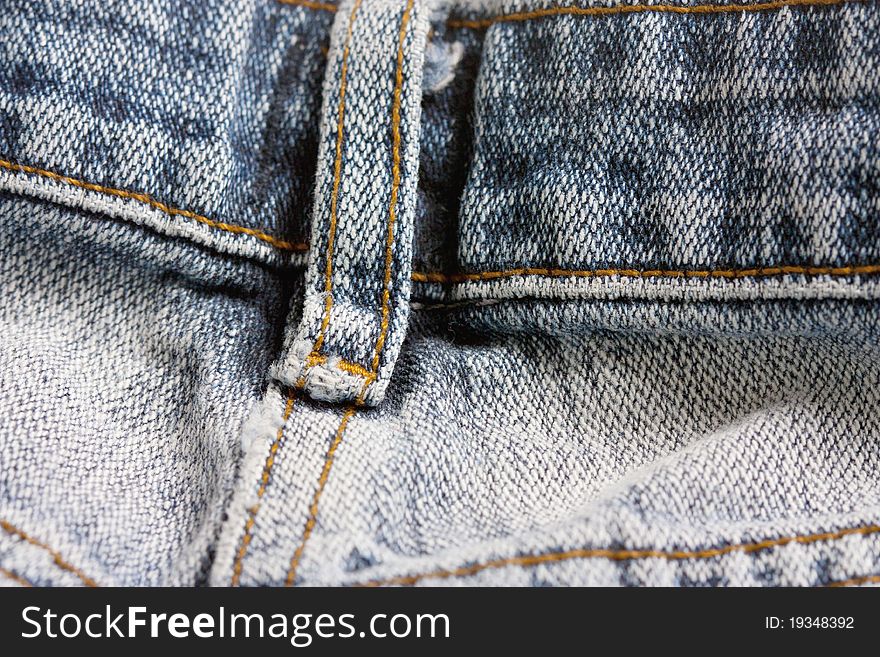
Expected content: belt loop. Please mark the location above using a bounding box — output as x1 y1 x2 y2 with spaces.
272 0 430 406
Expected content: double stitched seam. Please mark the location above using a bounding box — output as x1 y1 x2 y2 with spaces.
284 0 416 587
367 0 414 383
411 264 880 284
285 404 357 586
0 566 33 587
229 0 360 586
0 159 306 252
0 519 99 587
354 523 880 586
229 393 296 587
303 0 363 370
446 0 859 29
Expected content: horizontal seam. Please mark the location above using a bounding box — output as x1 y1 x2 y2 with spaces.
0 519 99 587
0 566 33 587
277 0 339 11
825 573 880 587
354 523 880 587
447 0 858 29
0 158 307 252
272 0 859 27
411 263 880 283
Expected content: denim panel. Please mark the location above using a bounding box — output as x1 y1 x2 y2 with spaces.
2 0 880 590
0 193 287 586
213 300 880 586
0 0 332 262
412 19 482 274
273 0 430 406
451 2 880 282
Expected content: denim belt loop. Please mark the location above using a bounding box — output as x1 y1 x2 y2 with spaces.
272 0 430 406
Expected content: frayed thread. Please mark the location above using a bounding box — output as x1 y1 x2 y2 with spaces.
239 390 288 453
423 39 463 93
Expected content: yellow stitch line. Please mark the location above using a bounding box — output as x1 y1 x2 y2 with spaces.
305 352 327 368
309 0 363 361
411 263 880 283
285 4 415 586
0 158 307 252
229 393 296 587
355 523 880 587
446 0 856 29
336 359 375 379
369 0 415 376
826 573 880 587
277 0 339 12
0 566 33 587
285 405 357 586
0 519 99 587
306 352 374 378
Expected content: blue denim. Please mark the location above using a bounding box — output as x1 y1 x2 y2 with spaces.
1 0 880 587
274 0 430 406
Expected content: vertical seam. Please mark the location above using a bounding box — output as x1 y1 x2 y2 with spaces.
0 519 99 587
229 393 296 586
241 0 360 587
284 0 415 586
308 0 363 358
367 0 415 379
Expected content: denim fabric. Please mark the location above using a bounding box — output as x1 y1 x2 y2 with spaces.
0 192 289 586
2 0 880 588
216 302 880 586
454 1 880 281
0 0 331 264
273 0 430 406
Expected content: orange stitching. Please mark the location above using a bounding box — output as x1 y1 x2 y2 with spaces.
826 573 880 587
369 0 415 376
354 523 880 586
411 263 880 284
305 352 375 379
284 1 415 586
0 158 307 252
308 0 363 359
0 519 99 587
0 566 33 587
229 393 296 587
446 0 855 30
277 0 853 26
303 0 413 385
277 0 338 11
285 404 357 586
337 359 375 379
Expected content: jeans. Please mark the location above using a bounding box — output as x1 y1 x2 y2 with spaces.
1 0 879 587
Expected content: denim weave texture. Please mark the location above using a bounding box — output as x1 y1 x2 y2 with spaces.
1 0 879 588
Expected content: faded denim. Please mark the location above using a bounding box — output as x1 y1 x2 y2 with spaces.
1 0 880 587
